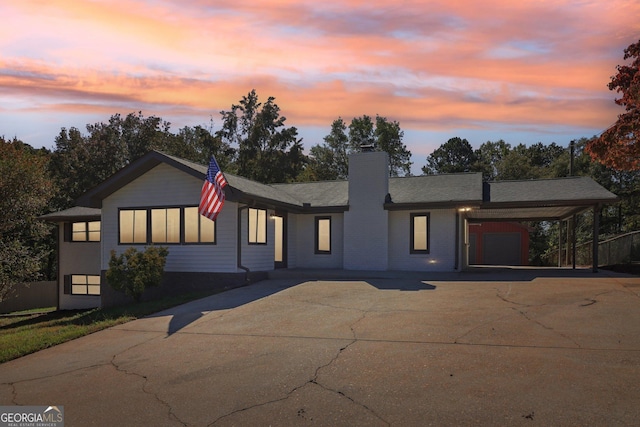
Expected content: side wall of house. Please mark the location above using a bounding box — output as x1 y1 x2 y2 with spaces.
58 223 101 310
388 209 458 271
101 163 238 273
291 213 344 269
237 207 278 272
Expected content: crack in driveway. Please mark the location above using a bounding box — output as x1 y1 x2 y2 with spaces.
209 306 390 426
110 354 187 426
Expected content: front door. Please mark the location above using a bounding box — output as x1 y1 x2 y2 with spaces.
273 213 287 269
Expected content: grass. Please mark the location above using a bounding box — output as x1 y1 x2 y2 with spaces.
0 290 221 364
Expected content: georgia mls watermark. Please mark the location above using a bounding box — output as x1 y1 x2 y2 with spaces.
0 406 63 427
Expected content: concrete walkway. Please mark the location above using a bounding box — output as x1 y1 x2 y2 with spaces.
1 269 640 426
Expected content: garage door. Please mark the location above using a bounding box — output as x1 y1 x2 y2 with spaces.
483 232 522 265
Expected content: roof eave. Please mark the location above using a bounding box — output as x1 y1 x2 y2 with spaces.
481 197 619 210
38 213 102 222
384 201 483 211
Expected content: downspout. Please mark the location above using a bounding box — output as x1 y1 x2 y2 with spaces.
237 205 250 282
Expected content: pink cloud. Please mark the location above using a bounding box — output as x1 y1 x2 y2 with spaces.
0 0 637 151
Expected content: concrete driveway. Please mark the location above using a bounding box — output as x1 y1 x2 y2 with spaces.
1 268 640 426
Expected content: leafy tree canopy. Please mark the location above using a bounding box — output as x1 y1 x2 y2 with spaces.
586 39 640 170
0 138 53 301
49 112 231 210
306 115 412 180
216 89 306 183
422 137 476 175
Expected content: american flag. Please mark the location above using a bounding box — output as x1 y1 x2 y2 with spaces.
199 156 228 221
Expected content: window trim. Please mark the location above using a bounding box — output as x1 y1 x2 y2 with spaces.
248 208 267 245
184 206 217 245
118 208 148 245
68 221 101 242
315 216 332 254
410 212 430 254
64 274 101 296
150 207 181 244
118 206 217 245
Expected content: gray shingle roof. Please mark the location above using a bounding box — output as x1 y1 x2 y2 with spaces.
73 150 618 221
226 173 304 207
484 176 618 205
388 173 483 206
272 181 349 207
39 206 101 222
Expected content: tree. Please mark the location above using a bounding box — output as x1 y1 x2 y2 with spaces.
0 138 53 302
306 118 350 180
348 115 376 149
50 112 175 210
422 137 477 175
375 116 412 177
106 246 169 302
586 39 640 170
494 143 567 180
49 112 229 210
216 89 306 183
172 124 235 169
473 140 511 181
307 115 412 180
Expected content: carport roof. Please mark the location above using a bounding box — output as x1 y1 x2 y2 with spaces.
466 176 619 221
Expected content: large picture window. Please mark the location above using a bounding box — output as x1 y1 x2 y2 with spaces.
315 216 331 254
410 213 430 254
71 221 101 242
184 207 215 243
151 208 181 243
119 209 147 244
248 208 267 244
119 207 216 245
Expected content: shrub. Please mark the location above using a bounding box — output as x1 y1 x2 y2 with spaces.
106 246 169 302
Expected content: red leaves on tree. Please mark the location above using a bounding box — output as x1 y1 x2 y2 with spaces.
586 40 640 171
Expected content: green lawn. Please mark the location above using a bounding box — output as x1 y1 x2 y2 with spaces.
0 291 220 364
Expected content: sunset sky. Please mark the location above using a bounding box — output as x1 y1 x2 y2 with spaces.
1 0 638 171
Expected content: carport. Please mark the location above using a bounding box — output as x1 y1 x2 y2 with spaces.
459 177 619 272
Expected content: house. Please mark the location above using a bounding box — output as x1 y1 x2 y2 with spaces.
42 149 618 308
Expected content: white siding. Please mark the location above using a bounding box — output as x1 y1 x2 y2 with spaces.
58 223 101 310
286 214 298 268
388 209 458 271
293 213 344 269
343 151 389 270
238 207 276 272
101 163 238 273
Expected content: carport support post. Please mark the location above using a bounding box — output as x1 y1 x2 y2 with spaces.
572 214 577 270
558 220 563 267
592 204 600 273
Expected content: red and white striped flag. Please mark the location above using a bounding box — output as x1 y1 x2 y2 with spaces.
199 156 228 221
